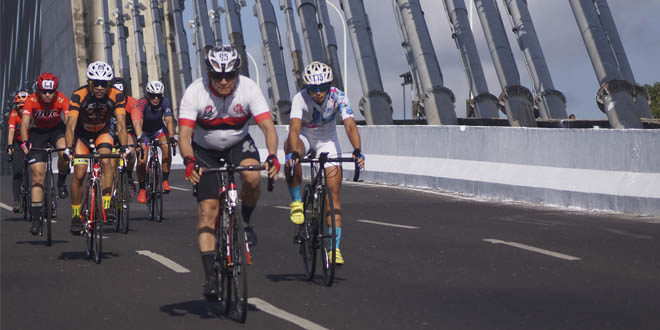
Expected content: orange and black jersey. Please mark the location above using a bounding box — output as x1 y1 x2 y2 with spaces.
68 85 126 133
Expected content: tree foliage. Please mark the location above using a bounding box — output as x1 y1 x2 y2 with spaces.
645 82 660 118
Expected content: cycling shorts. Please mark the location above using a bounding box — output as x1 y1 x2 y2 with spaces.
193 135 260 202
72 127 114 166
27 123 65 164
299 134 342 169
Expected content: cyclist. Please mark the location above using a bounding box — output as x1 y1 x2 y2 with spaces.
20 73 71 235
134 80 176 203
6 91 29 213
110 77 140 197
178 45 280 301
65 61 129 234
283 61 365 265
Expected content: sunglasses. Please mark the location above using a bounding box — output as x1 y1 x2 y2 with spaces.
39 89 57 95
209 70 239 81
306 83 331 94
147 93 162 99
90 80 110 88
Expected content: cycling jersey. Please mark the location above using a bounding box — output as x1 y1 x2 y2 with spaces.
289 87 354 141
68 86 126 134
111 95 139 135
21 91 69 130
7 109 25 143
136 96 172 133
178 76 272 151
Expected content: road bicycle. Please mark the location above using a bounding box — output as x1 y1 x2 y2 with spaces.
29 145 66 246
110 143 139 234
194 160 273 323
294 151 359 286
73 143 121 264
144 139 175 222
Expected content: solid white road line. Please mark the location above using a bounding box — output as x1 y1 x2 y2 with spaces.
0 202 13 211
136 250 191 273
168 185 191 192
248 298 329 330
601 227 652 240
273 206 289 210
357 219 419 229
483 239 581 261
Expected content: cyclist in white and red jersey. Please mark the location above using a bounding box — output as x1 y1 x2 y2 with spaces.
178 45 280 301
284 61 365 265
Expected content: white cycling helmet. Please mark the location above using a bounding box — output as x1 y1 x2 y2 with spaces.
145 80 165 95
86 61 114 81
206 45 241 73
302 61 333 85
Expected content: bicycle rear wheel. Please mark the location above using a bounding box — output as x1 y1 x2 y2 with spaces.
44 171 53 246
318 188 336 287
153 165 163 222
22 171 31 222
93 183 104 264
231 212 248 323
83 185 94 260
300 184 316 280
146 164 153 220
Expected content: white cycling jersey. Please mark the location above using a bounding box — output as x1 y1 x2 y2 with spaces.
289 87 354 141
178 76 271 151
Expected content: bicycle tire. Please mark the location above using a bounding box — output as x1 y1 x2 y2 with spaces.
120 171 130 234
319 188 336 287
300 184 316 280
112 173 121 232
217 209 231 315
231 212 248 323
44 170 53 247
22 171 31 222
84 184 94 260
93 182 104 264
154 164 163 222
146 163 153 220
49 174 57 219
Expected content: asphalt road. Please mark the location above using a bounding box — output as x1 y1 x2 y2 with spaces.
2 170 660 330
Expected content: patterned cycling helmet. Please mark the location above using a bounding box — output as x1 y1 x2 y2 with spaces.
205 45 241 73
145 80 165 95
37 72 58 91
112 77 127 91
302 61 333 85
86 61 114 81
14 91 29 104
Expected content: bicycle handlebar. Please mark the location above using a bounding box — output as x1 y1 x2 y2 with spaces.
30 147 68 153
72 153 122 159
299 155 361 182
192 163 274 196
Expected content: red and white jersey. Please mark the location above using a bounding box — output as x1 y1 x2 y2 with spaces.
22 91 69 130
178 76 272 151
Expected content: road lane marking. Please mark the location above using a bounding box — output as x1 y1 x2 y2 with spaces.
0 202 13 211
136 250 191 273
248 298 329 330
483 239 581 261
601 227 652 240
168 185 191 192
273 206 289 210
357 219 419 229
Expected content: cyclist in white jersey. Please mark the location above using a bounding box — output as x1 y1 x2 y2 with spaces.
178 45 280 301
284 61 365 265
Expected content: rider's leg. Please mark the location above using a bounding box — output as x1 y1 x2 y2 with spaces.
97 133 114 210
136 141 148 202
325 165 343 250
29 162 46 220
198 198 219 299
127 134 136 181
55 136 69 198
158 134 171 191
284 137 307 225
11 141 24 205
239 157 261 225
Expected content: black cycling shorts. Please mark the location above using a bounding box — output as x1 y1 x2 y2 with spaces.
27 123 65 164
193 135 260 202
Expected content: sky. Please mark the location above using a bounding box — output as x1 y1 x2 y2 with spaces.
183 0 660 120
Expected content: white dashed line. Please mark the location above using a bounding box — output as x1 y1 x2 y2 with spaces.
136 250 191 273
273 206 289 210
357 219 419 229
168 185 191 192
483 239 581 261
248 298 329 330
601 227 652 240
0 202 13 211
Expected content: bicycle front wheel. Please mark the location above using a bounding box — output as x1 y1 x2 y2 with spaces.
153 166 163 222
318 188 336 287
300 184 316 280
217 209 231 315
119 172 130 234
231 212 248 323
22 172 31 222
93 183 104 264
44 171 53 246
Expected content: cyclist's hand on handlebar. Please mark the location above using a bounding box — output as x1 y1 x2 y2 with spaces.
285 151 300 168
137 134 146 147
21 141 30 155
265 154 280 180
168 137 177 148
184 156 202 184
63 147 73 161
119 146 130 157
352 148 365 170
6 145 14 156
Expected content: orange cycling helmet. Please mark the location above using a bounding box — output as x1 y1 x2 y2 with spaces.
14 91 29 104
37 72 58 91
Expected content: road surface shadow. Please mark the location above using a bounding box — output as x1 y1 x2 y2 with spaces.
266 273 346 285
16 239 69 246
3 216 26 222
57 251 120 261
161 299 259 323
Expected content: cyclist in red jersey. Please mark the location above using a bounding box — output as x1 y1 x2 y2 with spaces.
6 91 29 213
20 73 71 235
